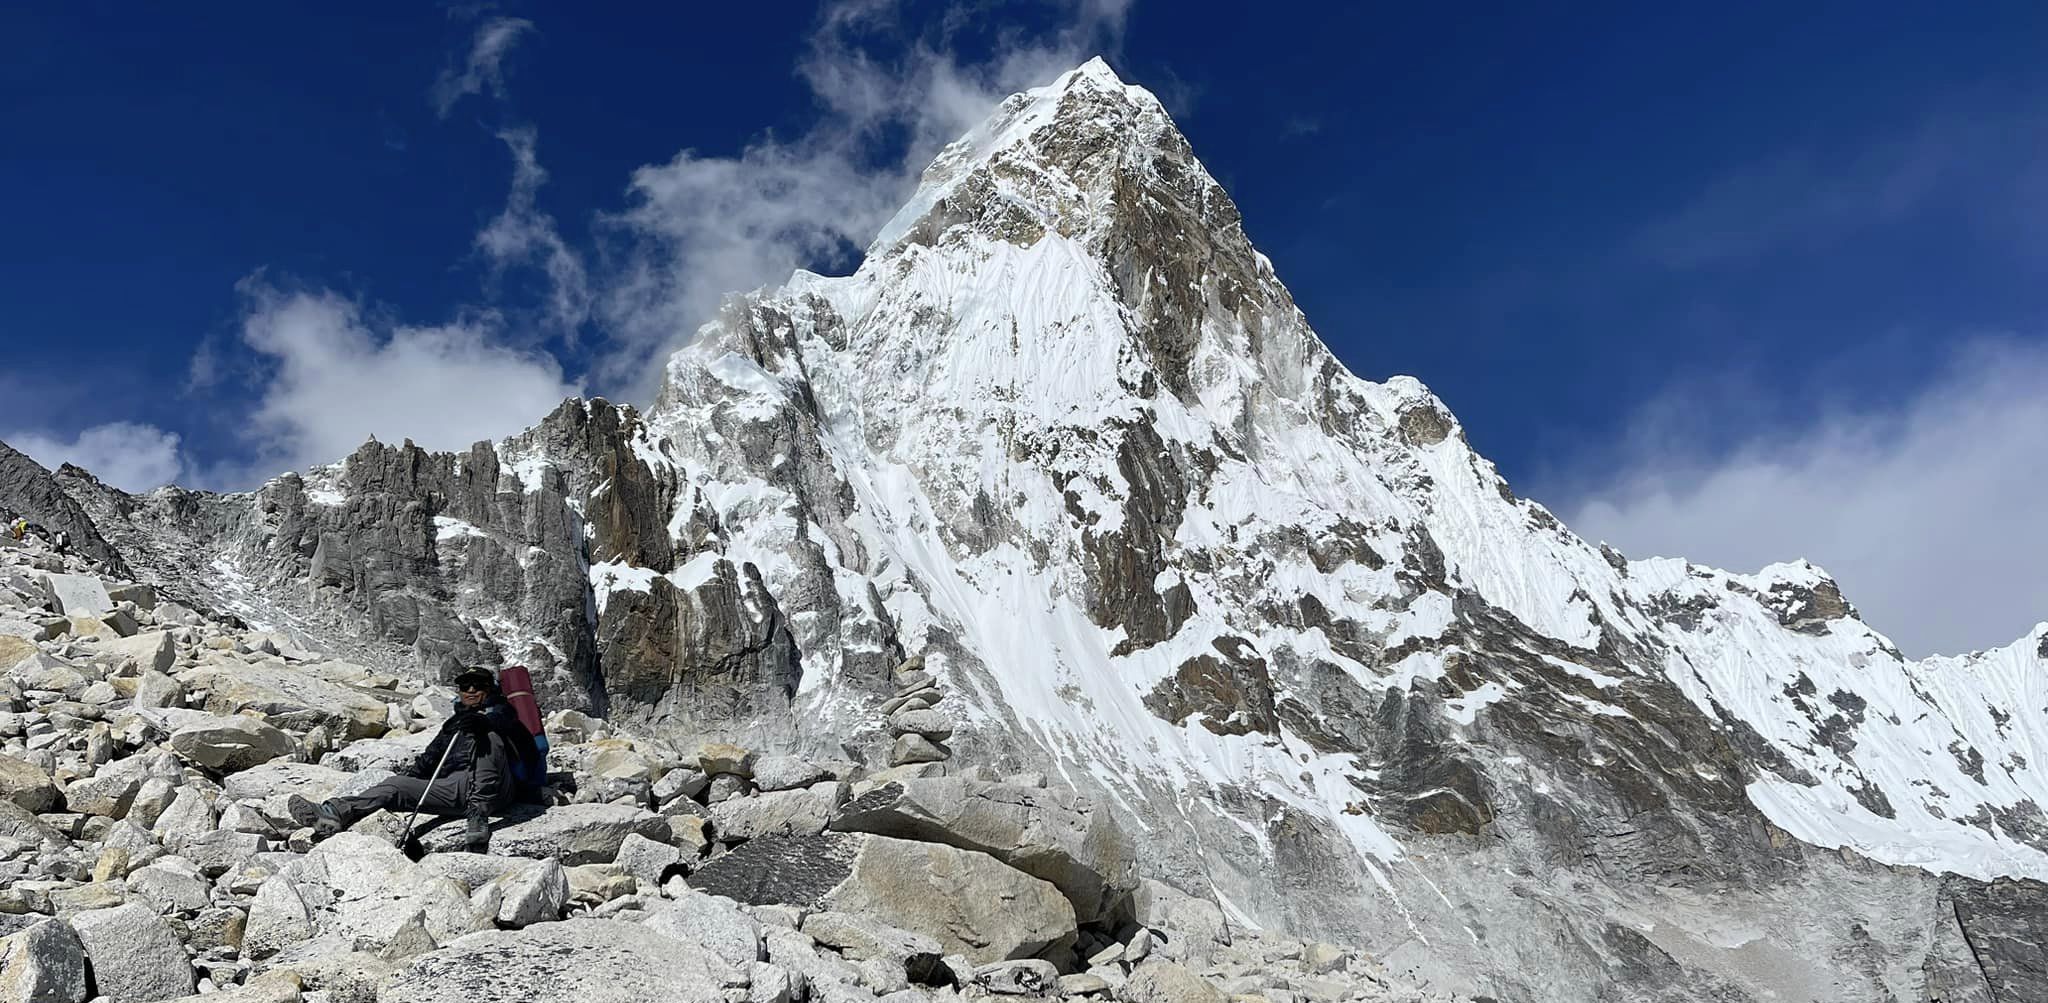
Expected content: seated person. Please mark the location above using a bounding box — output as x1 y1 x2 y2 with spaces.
315 668 543 851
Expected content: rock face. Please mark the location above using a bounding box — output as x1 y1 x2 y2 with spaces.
0 518 1445 1003
688 832 1075 964
8 57 2048 1002
0 440 128 575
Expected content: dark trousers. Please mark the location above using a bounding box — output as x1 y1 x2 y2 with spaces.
329 733 511 824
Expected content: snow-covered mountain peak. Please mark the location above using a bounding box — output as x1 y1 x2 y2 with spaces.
869 55 1170 255
48 58 2048 1000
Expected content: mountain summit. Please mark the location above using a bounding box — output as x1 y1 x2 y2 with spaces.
22 60 2048 1000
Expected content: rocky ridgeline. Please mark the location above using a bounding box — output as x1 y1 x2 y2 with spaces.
0 531 1466 1003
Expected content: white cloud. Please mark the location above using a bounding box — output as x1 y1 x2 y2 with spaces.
432 16 534 118
592 0 1133 399
7 422 187 492
477 126 590 334
206 282 582 488
1563 337 2048 657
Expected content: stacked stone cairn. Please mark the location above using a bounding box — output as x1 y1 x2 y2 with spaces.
0 528 1471 1002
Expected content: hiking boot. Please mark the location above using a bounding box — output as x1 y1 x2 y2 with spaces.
313 802 346 840
464 805 491 854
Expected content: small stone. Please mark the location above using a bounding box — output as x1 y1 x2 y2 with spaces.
752 755 829 793
696 742 757 778
1301 941 1348 975
1123 960 1226 1003
651 766 709 804
888 734 949 766
93 846 132 882
187 905 246 953
0 753 60 812
614 832 682 887
886 709 955 741
127 777 178 829
126 860 212 914
706 772 750 803
975 959 1059 995
1060 972 1114 995
1123 927 1155 963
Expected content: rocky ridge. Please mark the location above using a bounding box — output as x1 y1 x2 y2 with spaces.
0 527 1462 1002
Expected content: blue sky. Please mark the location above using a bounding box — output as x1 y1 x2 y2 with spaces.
3 2 2044 655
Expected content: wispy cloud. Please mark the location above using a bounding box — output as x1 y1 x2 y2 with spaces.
477 126 590 336
5 422 186 493
161 1 1134 488
1563 336 2048 657
1636 110 2044 269
431 16 534 118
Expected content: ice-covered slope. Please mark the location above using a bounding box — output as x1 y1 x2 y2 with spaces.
46 58 2048 1000
642 55 2048 887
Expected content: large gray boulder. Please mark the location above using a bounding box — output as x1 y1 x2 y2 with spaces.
125 859 212 914
688 832 1076 964
420 802 671 864
168 714 297 772
1129 878 1229 962
150 787 216 850
376 920 744 1002
494 858 568 927
709 783 845 841
243 874 315 960
751 755 830 793
829 778 1137 923
0 799 61 849
612 832 681 887
1122 960 1225 1003
37 574 112 618
93 632 175 676
0 917 88 1003
162 970 304 1003
0 753 59 812
132 669 184 709
800 911 947 985
193 662 389 739
68 902 196 1002
60 755 153 819
220 762 351 803
288 834 489 949
644 887 764 971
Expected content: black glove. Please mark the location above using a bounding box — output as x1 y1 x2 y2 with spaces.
450 709 493 735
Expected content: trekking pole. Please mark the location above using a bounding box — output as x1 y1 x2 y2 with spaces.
397 732 464 856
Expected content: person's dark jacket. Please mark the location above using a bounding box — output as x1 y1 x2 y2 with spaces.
407 695 543 796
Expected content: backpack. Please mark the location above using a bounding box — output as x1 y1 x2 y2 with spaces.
496 665 550 795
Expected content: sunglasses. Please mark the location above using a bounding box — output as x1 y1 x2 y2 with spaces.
458 685 488 694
